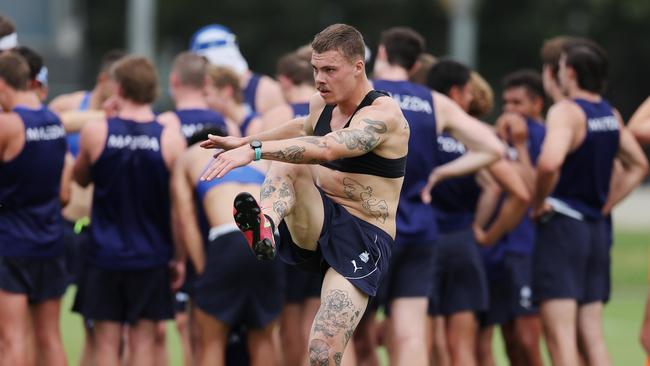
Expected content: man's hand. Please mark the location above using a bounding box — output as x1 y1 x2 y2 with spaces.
169 259 186 291
421 169 441 204
496 112 528 145
200 145 254 181
102 96 121 117
473 223 495 246
200 134 247 151
531 201 553 221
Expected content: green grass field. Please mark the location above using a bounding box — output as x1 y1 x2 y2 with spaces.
60 231 648 365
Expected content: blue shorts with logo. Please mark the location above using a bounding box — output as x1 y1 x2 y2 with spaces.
194 227 285 329
533 213 610 304
278 188 393 297
428 228 488 316
481 251 537 327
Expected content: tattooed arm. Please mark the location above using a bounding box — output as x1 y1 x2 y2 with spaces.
200 116 393 180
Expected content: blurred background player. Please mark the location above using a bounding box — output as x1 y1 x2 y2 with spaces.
0 52 69 366
424 58 530 366
0 14 17 51
158 50 232 366
531 41 647 366
371 27 506 366
205 65 264 137
72 56 186 366
476 69 547 366
190 24 284 115
13 46 48 101
172 127 284 366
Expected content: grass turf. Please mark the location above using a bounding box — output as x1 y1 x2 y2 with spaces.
60 230 648 365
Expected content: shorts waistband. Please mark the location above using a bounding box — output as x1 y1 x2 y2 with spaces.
208 224 240 242
546 197 584 221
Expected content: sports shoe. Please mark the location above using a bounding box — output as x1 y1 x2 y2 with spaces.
233 192 276 260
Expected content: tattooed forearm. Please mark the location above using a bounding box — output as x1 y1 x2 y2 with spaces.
263 145 306 162
342 177 389 224
309 339 330 366
334 352 342 366
298 136 328 148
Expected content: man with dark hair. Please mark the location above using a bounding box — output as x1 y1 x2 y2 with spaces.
475 69 547 366
0 52 68 366
12 46 48 101
199 23 414 363
72 56 187 366
0 14 17 50
425 58 530 366
371 27 505 366
190 24 285 115
532 41 647 366
426 59 473 111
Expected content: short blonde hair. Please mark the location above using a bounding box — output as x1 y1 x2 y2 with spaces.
207 65 243 104
467 71 493 118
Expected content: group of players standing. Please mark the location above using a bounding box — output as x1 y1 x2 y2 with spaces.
2 13 650 366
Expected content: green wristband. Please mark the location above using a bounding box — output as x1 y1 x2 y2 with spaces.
254 148 262 161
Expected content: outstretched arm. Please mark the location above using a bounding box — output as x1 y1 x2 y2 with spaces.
201 113 393 180
420 93 505 202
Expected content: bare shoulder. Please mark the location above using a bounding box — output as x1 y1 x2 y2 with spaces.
547 99 585 125
365 94 407 129
157 111 181 129
49 91 87 114
258 75 282 92
79 117 108 144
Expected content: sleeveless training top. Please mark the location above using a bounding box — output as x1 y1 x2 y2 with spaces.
313 90 406 178
0 106 67 257
551 98 619 220
175 108 227 141
88 117 173 269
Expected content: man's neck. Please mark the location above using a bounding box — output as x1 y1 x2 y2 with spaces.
285 85 316 104
11 91 41 110
374 64 409 81
174 88 209 110
337 78 373 116
568 88 601 103
224 102 248 125
117 100 155 122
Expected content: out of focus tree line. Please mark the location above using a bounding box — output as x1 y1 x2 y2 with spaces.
82 0 649 119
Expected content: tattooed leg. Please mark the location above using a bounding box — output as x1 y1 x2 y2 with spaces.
309 268 368 366
260 162 325 251
259 171 296 227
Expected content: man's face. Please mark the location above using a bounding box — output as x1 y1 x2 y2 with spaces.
503 86 541 118
449 83 474 112
203 84 228 113
312 49 360 104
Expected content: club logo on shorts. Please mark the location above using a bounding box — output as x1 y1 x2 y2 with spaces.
351 260 363 273
359 251 370 263
520 286 532 309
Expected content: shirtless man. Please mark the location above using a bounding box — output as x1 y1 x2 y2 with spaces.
200 23 409 363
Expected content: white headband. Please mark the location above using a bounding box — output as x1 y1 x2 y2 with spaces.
0 32 17 50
